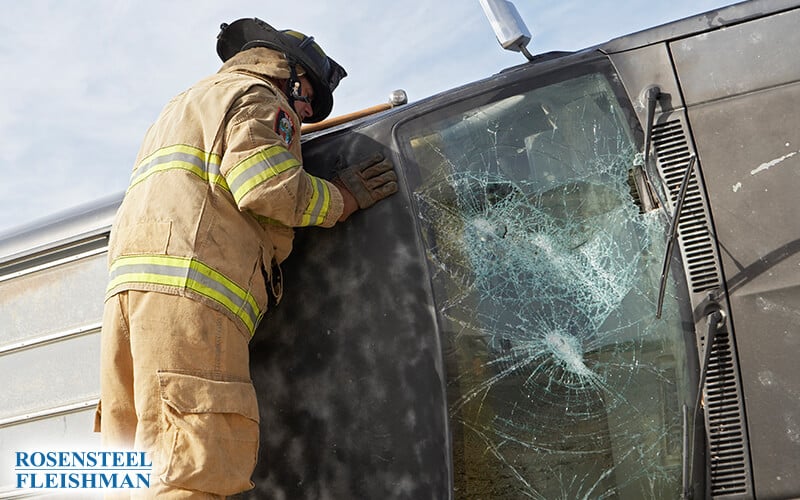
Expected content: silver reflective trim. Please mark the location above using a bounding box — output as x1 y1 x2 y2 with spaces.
307 177 327 224
132 152 222 183
108 262 258 328
136 151 202 177
228 149 298 198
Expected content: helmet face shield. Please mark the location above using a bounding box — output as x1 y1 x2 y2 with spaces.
280 30 348 122
326 58 347 93
217 19 347 122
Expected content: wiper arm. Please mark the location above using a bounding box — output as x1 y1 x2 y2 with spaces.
642 85 661 167
682 305 725 499
656 154 697 319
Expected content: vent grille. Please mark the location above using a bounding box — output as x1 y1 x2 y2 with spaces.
705 332 748 496
651 120 721 293
651 118 752 498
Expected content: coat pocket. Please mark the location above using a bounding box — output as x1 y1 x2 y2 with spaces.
119 220 172 255
156 371 259 496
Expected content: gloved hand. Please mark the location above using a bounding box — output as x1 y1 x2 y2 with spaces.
334 153 398 209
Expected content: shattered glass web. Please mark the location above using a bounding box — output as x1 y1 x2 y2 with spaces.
409 74 693 498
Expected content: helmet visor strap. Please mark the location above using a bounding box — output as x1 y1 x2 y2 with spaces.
291 82 311 103
285 59 299 109
286 59 311 111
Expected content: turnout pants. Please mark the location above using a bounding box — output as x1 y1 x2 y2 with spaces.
97 290 259 498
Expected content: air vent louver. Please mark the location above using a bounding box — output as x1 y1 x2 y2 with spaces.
705 334 749 496
651 121 721 294
652 118 752 498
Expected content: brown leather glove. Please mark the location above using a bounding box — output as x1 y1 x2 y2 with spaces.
335 153 398 209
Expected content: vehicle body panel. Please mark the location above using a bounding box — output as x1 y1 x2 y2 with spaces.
670 10 800 498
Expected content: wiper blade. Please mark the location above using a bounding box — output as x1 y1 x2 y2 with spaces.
682 307 724 499
681 403 690 499
656 154 697 319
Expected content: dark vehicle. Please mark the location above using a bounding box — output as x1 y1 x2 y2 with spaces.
1 0 798 498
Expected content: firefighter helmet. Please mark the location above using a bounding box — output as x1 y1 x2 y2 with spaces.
217 18 347 123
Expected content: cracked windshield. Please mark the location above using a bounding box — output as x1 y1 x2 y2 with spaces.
402 69 695 498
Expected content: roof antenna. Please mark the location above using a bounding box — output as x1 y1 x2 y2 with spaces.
480 0 534 62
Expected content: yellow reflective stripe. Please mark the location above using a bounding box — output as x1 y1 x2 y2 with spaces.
227 145 300 203
300 176 332 226
129 145 229 192
107 255 261 335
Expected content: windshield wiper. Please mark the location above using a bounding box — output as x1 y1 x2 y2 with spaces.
656 154 697 319
682 304 725 499
642 85 661 168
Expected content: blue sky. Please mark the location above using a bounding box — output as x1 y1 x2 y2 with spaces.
0 0 732 235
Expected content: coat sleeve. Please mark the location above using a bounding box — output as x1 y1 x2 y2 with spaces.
220 85 344 228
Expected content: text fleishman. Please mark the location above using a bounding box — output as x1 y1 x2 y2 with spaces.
16 472 151 489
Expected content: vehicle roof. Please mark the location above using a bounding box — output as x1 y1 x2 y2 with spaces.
306 0 800 139
600 0 800 52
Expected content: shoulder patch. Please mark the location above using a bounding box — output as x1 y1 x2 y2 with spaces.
275 108 295 146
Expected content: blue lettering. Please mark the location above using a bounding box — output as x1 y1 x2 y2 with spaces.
120 474 134 488
29 452 44 467
67 473 80 488
69 452 83 467
15 473 29 488
100 473 114 488
14 451 153 490
137 473 151 488
83 473 97 488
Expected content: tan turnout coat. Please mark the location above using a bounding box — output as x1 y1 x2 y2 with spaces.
105 48 343 337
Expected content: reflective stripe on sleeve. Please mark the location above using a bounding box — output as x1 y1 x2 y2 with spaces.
300 176 332 226
130 145 229 192
226 145 300 203
107 255 261 336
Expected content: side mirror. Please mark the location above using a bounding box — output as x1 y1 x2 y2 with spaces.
479 0 534 61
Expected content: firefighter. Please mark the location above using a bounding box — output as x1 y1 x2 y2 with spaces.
96 18 397 498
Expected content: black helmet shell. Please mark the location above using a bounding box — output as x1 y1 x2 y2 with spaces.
217 18 346 123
